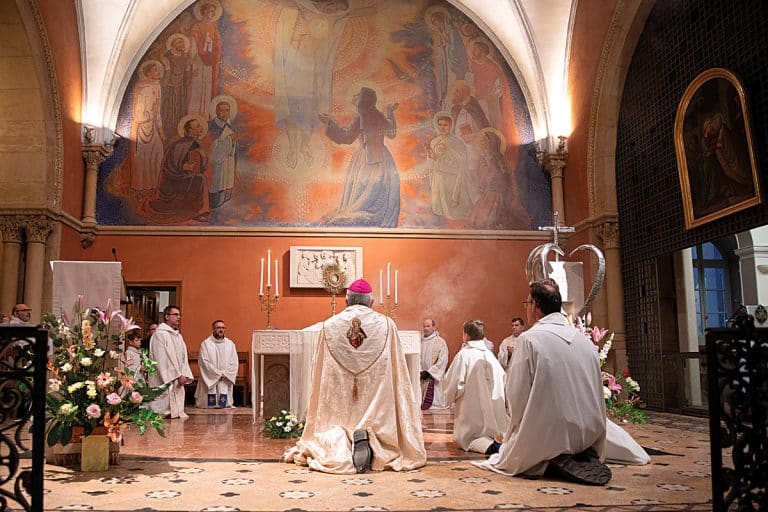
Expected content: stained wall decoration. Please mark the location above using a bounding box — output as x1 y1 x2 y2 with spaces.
98 0 551 231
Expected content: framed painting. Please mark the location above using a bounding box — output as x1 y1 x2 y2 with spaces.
674 68 761 229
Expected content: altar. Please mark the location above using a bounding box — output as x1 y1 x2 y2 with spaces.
251 328 421 422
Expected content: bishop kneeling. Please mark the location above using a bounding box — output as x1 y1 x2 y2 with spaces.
283 279 427 474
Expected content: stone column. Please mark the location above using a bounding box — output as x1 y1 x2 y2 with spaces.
596 220 626 372
22 216 53 324
0 216 24 314
81 143 114 225
542 154 566 221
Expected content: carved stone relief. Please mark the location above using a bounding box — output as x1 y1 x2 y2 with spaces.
262 355 289 417
289 246 363 289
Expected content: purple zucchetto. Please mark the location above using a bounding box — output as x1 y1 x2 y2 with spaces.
347 279 372 293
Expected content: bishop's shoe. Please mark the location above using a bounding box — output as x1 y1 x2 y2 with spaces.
352 428 373 474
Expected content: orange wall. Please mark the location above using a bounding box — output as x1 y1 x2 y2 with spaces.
38 1 84 218
59 233 544 360
566 1 618 223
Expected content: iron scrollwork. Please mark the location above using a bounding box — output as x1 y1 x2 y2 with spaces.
0 326 48 511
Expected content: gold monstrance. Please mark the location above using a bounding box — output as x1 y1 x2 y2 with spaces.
322 263 346 316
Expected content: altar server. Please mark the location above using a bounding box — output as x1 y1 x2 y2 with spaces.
195 319 239 408
443 319 509 454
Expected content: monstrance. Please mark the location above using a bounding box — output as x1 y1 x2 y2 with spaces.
322 263 346 316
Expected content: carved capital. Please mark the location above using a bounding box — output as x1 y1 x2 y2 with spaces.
82 143 114 171
22 216 54 243
0 216 25 243
80 229 96 249
596 221 620 249
542 153 566 179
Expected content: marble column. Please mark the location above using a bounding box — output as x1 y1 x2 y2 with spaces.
22 216 53 324
542 154 566 221
0 216 24 314
81 143 114 225
596 220 626 372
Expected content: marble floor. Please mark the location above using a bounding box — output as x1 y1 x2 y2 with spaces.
39 408 714 511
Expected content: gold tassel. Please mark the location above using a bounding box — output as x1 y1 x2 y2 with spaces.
352 376 358 401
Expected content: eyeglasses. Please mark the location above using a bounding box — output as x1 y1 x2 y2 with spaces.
167 313 181 317
522 300 533 306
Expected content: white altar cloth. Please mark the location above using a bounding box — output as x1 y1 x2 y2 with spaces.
252 327 421 422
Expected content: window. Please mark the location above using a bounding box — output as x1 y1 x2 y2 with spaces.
691 242 729 345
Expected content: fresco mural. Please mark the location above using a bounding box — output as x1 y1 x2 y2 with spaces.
98 0 551 230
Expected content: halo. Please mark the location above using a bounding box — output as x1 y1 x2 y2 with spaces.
432 110 454 132
468 37 493 64
139 59 164 79
210 94 238 122
177 113 208 139
476 127 506 154
424 5 450 29
194 0 223 22
165 33 190 53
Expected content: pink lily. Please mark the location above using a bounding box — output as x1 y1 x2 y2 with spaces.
603 372 623 393
75 294 86 315
591 326 608 343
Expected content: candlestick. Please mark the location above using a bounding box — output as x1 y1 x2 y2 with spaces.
379 269 384 304
274 259 279 297
259 258 264 296
394 269 398 305
267 249 271 286
387 262 391 296
258 284 279 329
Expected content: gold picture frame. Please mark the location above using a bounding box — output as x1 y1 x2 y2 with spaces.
674 68 761 229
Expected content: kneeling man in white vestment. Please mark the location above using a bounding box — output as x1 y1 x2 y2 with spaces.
443 319 509 454
195 319 239 408
474 280 611 485
284 279 427 474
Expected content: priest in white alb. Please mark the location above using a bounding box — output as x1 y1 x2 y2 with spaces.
443 319 509 454
149 305 193 419
195 319 239 408
474 280 612 485
283 279 426 474
419 317 449 409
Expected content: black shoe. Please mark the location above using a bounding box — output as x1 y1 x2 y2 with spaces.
352 429 372 474
485 441 501 455
548 448 611 486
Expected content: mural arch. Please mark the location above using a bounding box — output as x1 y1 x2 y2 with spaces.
99 0 551 231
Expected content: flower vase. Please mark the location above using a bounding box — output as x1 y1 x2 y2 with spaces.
51 426 120 470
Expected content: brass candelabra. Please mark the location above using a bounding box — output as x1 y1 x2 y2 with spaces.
259 285 279 329
380 294 398 319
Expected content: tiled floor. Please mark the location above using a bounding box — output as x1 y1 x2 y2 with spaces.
40 408 714 511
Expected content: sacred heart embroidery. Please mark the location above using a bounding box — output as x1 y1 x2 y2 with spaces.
346 317 367 349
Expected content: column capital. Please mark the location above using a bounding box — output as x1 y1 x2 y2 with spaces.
82 143 114 169
21 215 54 244
596 220 620 249
541 153 566 179
0 216 25 243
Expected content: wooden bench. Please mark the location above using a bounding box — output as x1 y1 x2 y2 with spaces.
185 350 250 406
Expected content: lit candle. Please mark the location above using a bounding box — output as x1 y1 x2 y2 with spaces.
379 269 383 304
274 259 279 297
267 250 271 287
259 258 264 296
394 269 398 305
386 262 391 296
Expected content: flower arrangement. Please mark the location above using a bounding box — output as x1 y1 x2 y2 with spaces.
576 314 646 424
263 409 304 439
44 297 169 446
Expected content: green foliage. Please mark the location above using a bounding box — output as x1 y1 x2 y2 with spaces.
44 299 169 446
263 409 304 439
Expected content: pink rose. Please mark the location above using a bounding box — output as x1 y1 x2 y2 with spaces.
86 403 101 419
106 392 122 405
129 392 143 404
